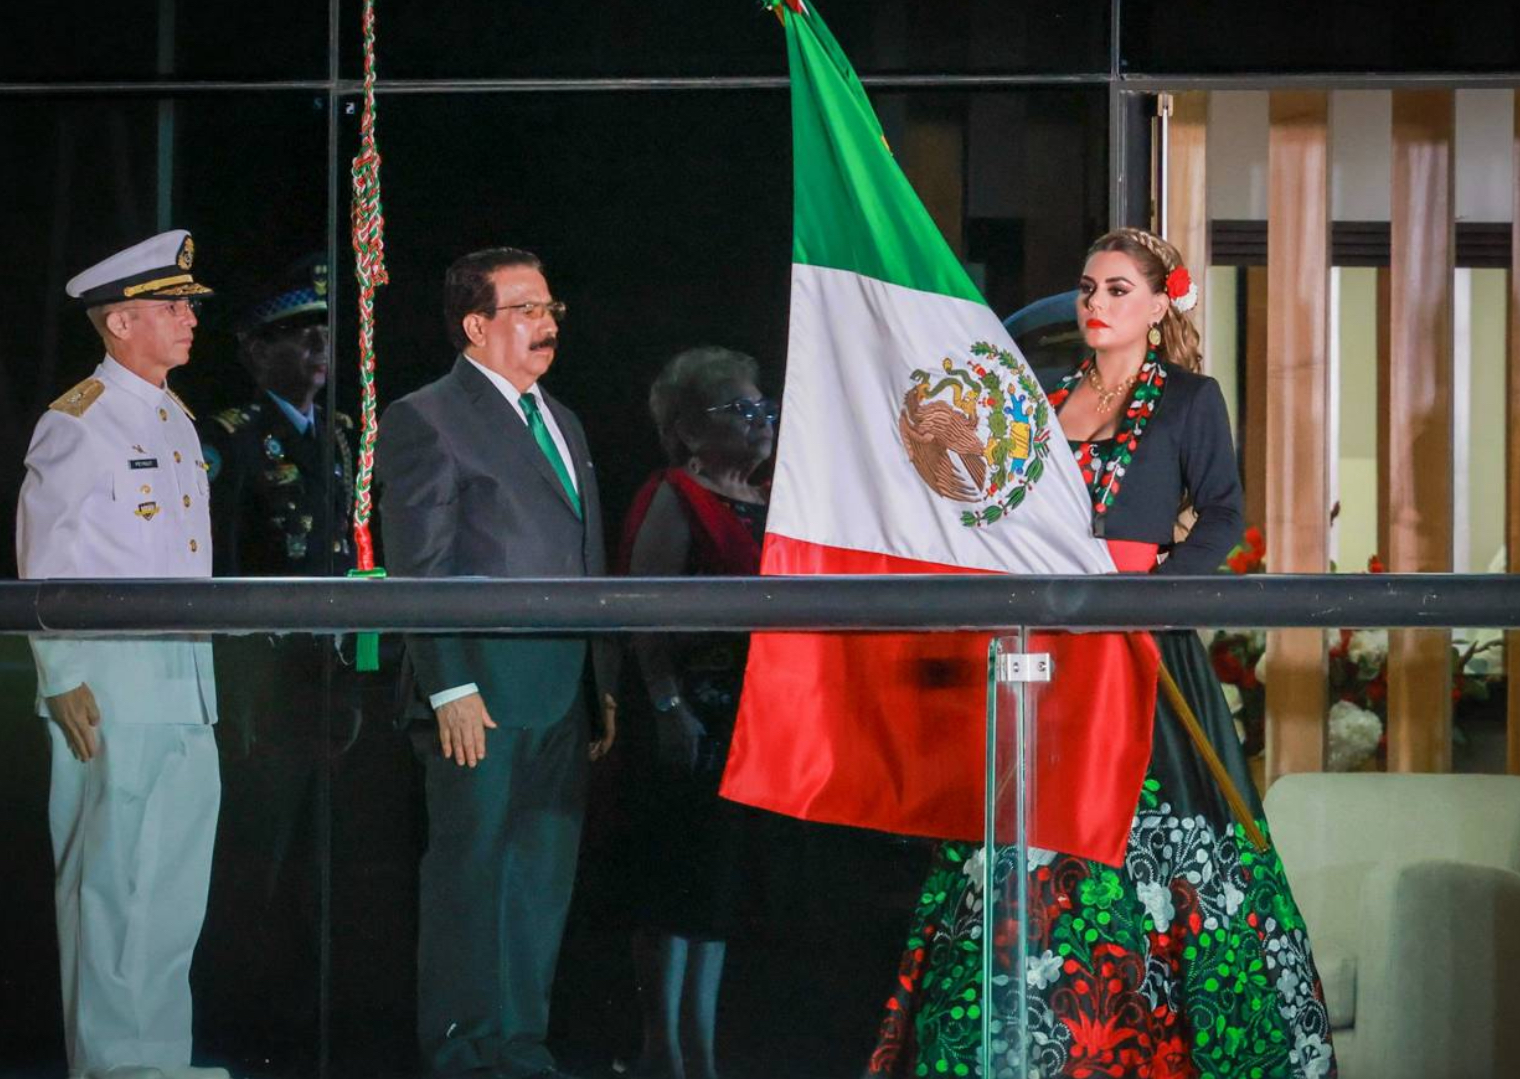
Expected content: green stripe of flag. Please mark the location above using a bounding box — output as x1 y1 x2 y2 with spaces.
783 2 984 305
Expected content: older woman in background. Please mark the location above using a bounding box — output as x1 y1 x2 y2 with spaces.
619 346 776 1079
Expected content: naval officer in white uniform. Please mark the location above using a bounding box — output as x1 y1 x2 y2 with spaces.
17 230 231 1079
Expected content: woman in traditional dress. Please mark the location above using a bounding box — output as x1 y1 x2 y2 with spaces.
868 229 1337 1079
619 346 776 1079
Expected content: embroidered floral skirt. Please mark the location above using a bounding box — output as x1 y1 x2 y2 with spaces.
867 633 1338 1079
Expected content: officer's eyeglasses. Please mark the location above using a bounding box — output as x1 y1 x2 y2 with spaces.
135 298 203 318
705 397 779 425
484 300 566 322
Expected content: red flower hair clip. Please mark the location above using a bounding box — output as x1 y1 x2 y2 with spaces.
1165 266 1198 313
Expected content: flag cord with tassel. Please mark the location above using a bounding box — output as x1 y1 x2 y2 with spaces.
1156 663 1270 851
347 0 389 670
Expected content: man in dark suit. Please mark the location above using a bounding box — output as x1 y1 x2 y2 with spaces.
375 247 616 1079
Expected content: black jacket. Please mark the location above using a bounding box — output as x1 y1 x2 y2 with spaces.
1038 362 1244 575
200 395 355 577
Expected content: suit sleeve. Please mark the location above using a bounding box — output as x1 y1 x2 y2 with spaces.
18 412 97 696
1155 377 1245 576
375 399 473 698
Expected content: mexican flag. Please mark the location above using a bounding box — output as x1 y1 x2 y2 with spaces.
719 0 1159 866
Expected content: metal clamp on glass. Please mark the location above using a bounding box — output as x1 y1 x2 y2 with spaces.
996 652 1053 683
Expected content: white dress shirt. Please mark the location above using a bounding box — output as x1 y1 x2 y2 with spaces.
429 355 579 711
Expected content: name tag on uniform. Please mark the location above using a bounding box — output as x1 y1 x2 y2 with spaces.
130 458 159 470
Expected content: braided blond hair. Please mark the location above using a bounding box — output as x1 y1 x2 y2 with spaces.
1085 227 1203 372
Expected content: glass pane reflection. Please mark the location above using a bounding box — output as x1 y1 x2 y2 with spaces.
337 0 1110 81
3 1 330 83
0 93 330 578
331 87 1105 535
1121 0 1520 74
2 610 1515 1079
988 624 1517 1079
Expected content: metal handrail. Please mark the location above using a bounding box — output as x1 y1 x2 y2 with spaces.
0 573 1515 635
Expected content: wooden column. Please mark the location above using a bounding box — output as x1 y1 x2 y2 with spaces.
1509 91 1520 776
1264 92 1331 782
1165 92 1211 351
1376 268 1392 560
1386 90 1456 773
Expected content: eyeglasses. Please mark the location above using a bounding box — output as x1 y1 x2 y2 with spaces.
485 300 566 321
134 298 203 318
705 397 779 425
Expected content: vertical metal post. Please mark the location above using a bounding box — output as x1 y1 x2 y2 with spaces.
154 0 176 230
981 639 999 1075
1154 92 1173 236
1108 0 1125 228
987 633 1049 1079
318 3 343 1076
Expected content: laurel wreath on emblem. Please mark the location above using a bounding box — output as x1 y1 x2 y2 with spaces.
897 340 1051 528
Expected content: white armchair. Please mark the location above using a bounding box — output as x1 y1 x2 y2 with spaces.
1263 773 1520 1079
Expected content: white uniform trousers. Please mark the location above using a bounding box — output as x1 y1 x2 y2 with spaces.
47 722 221 1075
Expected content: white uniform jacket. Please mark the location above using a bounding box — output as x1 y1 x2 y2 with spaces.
17 354 217 726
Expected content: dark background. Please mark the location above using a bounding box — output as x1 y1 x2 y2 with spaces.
1 2 1513 1077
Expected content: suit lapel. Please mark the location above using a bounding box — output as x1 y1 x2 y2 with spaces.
451 357 582 518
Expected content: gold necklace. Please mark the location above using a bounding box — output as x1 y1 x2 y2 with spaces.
1086 363 1138 413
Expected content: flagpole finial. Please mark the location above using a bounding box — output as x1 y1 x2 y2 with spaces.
763 0 806 24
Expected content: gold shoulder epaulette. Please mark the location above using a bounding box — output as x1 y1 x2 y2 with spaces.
211 407 258 437
49 378 105 417
165 387 196 421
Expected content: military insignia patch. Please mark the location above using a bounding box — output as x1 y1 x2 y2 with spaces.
897 341 1051 528
177 235 195 269
135 502 160 520
49 378 105 417
265 462 300 487
212 407 250 434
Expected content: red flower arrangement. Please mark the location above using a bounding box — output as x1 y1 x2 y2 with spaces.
1225 525 1266 575
1164 266 1198 313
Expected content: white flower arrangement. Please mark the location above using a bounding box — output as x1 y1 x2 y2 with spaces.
1325 700 1382 771
1346 629 1388 671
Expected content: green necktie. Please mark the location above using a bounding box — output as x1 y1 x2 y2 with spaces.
519 392 581 518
